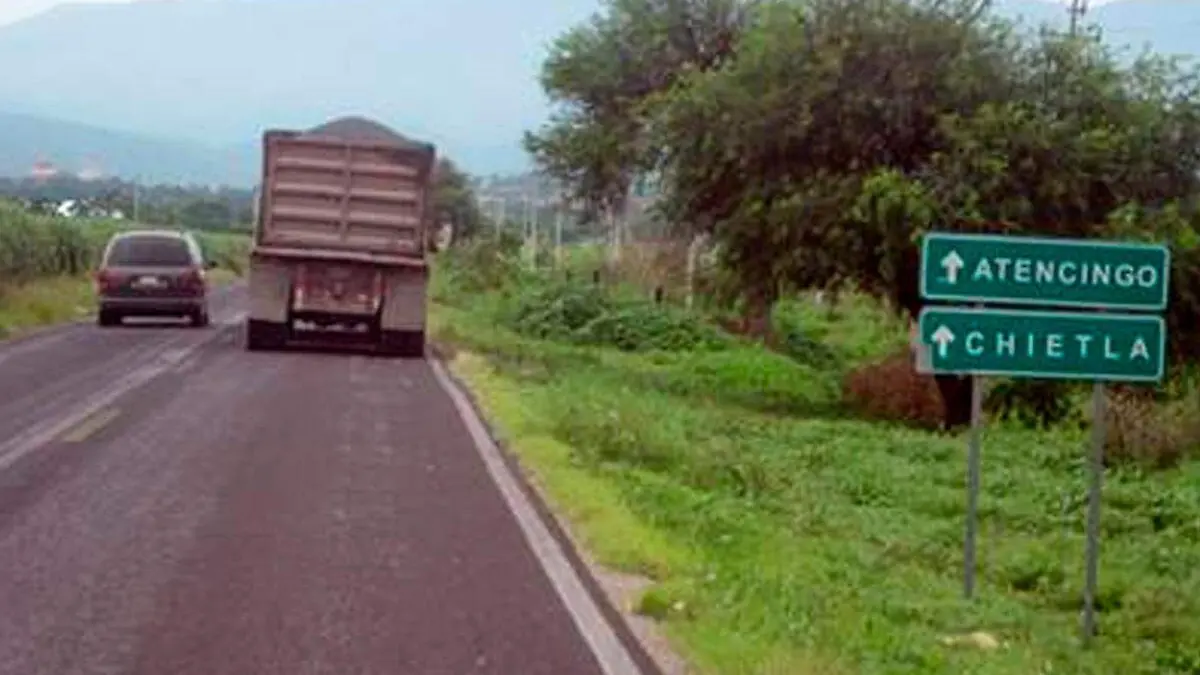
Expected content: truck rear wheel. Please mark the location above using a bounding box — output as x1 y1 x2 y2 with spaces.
379 330 425 358
246 319 288 351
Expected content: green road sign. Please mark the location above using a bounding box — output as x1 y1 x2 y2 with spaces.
918 307 1165 382
921 233 1169 310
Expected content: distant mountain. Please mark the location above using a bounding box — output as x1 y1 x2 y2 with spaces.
0 111 256 185
0 0 1197 185
0 0 599 179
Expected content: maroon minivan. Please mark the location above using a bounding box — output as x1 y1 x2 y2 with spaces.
94 229 215 327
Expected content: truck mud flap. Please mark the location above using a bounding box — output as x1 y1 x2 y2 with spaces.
245 319 290 351
378 329 425 359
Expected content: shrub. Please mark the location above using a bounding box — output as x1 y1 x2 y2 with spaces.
639 349 837 415
508 280 615 339
1106 389 1200 469
0 204 105 284
985 380 1078 429
506 279 732 352
772 321 843 370
196 232 250 274
575 303 730 352
0 204 249 288
773 293 908 372
842 348 944 429
433 233 525 303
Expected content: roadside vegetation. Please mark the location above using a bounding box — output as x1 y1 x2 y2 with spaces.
429 0 1200 672
0 201 248 336
432 236 1200 674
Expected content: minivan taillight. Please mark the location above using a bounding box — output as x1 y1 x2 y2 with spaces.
94 269 117 293
181 267 206 293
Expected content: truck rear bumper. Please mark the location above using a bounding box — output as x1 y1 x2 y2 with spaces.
245 251 427 332
250 245 426 269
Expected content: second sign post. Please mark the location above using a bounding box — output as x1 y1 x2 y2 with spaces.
917 231 1170 644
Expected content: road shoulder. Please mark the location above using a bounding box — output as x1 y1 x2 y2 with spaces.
431 349 690 675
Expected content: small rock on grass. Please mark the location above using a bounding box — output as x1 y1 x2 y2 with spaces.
940 631 1003 651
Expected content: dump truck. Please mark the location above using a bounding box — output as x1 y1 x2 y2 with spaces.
244 116 436 357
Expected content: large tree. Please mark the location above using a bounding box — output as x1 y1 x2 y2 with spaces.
431 158 485 246
524 0 753 221
530 0 1200 426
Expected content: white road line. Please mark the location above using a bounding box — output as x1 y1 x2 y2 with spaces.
0 364 163 472
0 329 75 367
0 324 232 473
428 358 645 675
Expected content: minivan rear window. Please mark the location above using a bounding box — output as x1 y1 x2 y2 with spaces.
105 236 193 266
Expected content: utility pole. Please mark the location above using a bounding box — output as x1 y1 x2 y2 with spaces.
1068 0 1087 36
524 181 539 270
486 197 506 237
554 195 564 268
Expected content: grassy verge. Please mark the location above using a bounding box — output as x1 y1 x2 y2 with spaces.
0 265 241 339
430 249 1200 674
0 276 97 337
0 206 250 338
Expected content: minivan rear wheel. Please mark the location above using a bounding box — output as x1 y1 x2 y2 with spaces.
190 309 210 328
97 309 121 327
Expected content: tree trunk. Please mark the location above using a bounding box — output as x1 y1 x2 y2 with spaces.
742 285 776 344
897 253 972 431
935 375 973 431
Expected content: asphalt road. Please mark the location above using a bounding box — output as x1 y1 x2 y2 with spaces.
0 285 651 675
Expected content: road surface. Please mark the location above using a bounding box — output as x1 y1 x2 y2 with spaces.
0 284 653 675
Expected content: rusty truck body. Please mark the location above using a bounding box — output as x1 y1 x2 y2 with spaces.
244 116 436 356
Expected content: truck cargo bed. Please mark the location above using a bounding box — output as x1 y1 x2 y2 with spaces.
257 127 435 257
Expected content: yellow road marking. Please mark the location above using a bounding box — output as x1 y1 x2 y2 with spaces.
60 408 121 443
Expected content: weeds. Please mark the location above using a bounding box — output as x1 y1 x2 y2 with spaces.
431 241 1200 674
0 204 250 335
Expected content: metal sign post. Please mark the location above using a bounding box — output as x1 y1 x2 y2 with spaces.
917 232 1169 642
964 373 984 599
1082 382 1107 644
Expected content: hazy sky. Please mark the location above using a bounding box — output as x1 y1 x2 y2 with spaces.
0 0 1121 28
0 0 141 27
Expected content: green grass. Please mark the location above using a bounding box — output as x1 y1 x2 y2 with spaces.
0 205 250 338
430 253 1200 674
0 276 97 337
0 264 241 339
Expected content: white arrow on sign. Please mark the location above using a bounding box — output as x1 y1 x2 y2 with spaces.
941 250 965 284
931 325 955 358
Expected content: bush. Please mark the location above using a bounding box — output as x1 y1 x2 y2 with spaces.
509 280 615 339
196 232 250 274
576 304 730 352
433 233 525 303
773 293 908 372
638 349 837 415
0 204 110 284
1106 389 1200 469
0 204 250 288
842 348 944 429
507 279 730 352
985 380 1079 429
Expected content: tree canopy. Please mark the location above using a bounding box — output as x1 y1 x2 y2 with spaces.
526 0 1200 356
432 157 486 246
